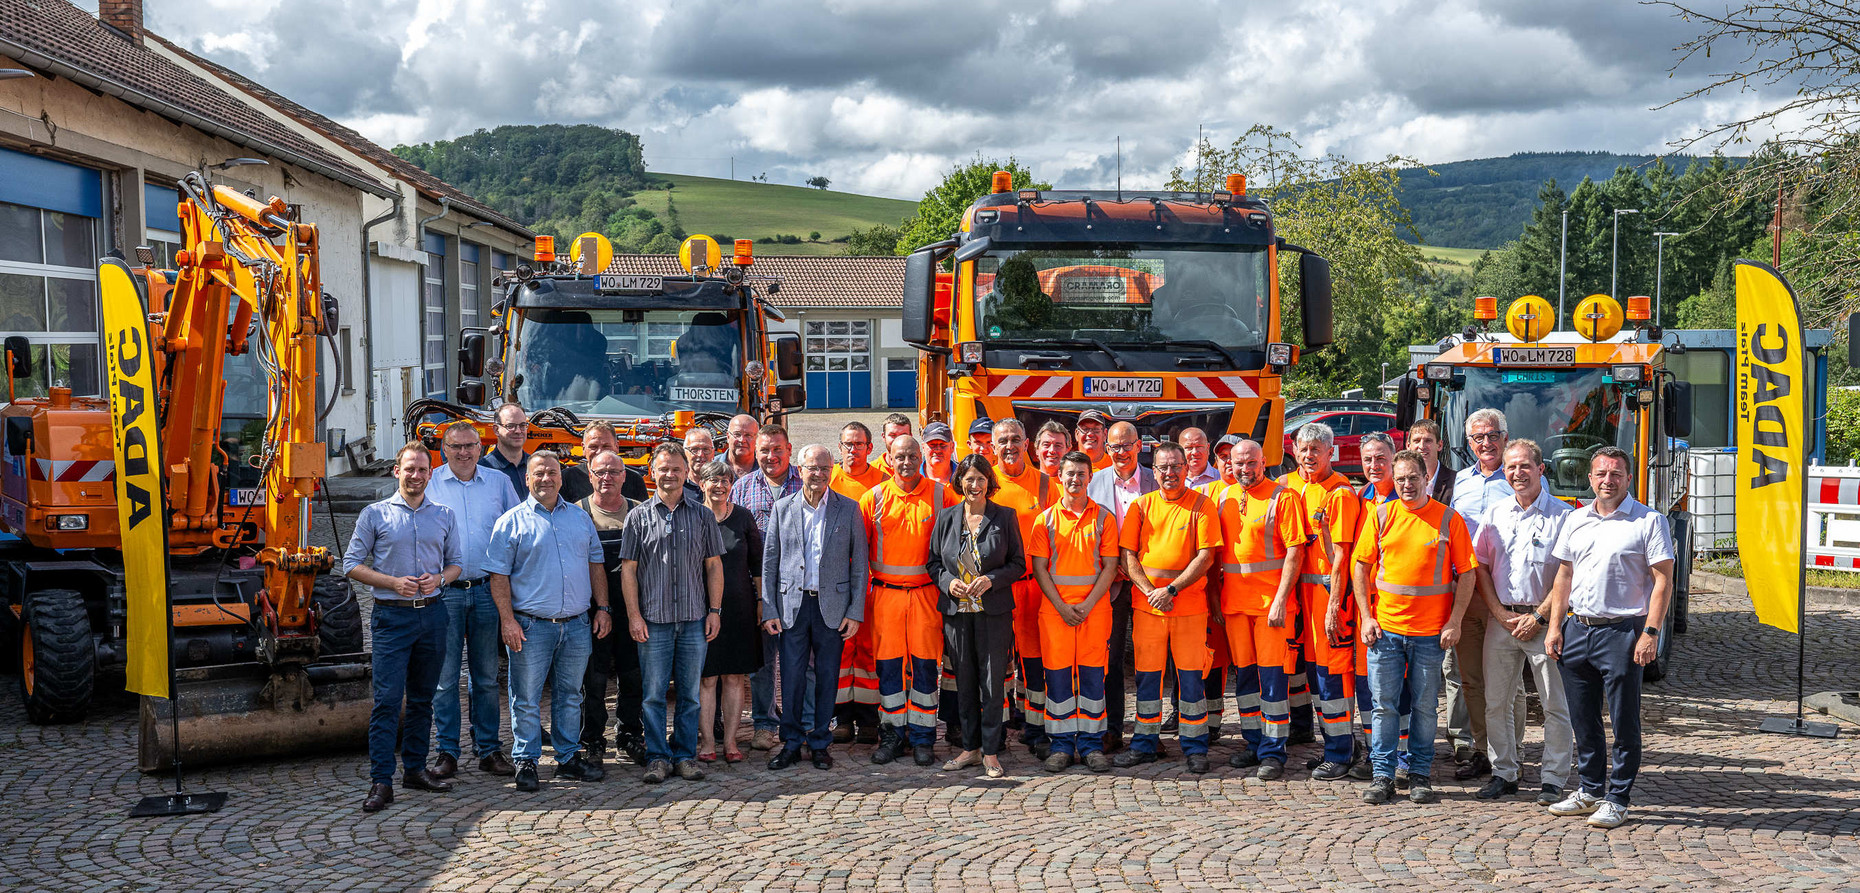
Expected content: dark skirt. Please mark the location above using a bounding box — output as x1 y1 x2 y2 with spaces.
703 505 765 678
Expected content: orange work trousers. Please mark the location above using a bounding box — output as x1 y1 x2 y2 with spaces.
871 580 943 747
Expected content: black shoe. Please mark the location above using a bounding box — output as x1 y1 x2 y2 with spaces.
1185 753 1210 774
1084 751 1112 772
812 751 834 770
1043 752 1074 773
1311 760 1350 780
1103 730 1125 754
554 753 606 782
1288 727 1316 746
1112 749 1158 768
515 759 541 792
768 747 802 770
1347 759 1373 781
1454 752 1492 780
912 745 936 767
479 750 517 776
1475 776 1518 800
617 735 648 767
430 752 458 779
1537 784 1563 807
1161 713 1180 733
1409 780 1437 803
871 730 902 765
1207 724 1221 746
1029 741 1053 762
401 769 453 793
1305 756 1323 770
362 782 393 812
1362 776 1395 804
1256 758 1285 781
1228 747 1261 769
856 723 880 745
833 725 854 744
1453 743 1475 764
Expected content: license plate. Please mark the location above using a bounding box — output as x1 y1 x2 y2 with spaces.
669 386 739 404
228 488 265 506
598 274 662 292
1493 346 1574 365
1082 377 1162 398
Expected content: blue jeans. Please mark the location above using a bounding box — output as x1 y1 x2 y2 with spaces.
1369 630 1446 780
368 601 448 785
507 613 593 763
434 583 503 759
640 620 709 764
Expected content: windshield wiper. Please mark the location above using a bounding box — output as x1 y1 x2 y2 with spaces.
986 338 1128 370
1141 339 1245 368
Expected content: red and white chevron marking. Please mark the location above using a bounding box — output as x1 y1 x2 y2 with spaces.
986 375 1071 399
1812 473 1860 507
1177 375 1257 400
31 459 116 482
1812 554 1860 568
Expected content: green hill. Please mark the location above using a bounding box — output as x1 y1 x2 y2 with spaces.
1400 151 1740 249
631 173 916 255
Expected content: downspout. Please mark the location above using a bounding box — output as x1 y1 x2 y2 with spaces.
360 191 404 459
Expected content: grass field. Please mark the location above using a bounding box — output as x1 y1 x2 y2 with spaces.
632 173 916 255
1420 245 1491 267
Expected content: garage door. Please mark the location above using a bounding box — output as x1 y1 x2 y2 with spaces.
886 356 916 408
804 320 871 409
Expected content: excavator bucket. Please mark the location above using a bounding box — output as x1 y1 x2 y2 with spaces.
138 658 372 773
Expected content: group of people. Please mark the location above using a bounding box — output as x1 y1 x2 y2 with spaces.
344 402 1674 831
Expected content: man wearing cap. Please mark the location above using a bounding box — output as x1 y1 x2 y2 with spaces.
1075 409 1111 471
1214 434 1245 487
1181 428 1220 490
1087 421 1155 751
990 418 1058 758
967 417 994 459
921 422 956 485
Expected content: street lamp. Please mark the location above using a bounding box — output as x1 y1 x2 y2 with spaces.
1559 208 1569 328
0 69 37 80
1612 208 1640 299
1654 231 1681 326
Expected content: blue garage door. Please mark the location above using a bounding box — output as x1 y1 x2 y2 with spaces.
886 356 916 408
803 319 871 409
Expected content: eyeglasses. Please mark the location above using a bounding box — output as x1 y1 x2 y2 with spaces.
591 469 624 478
800 465 835 473
840 441 870 450
1469 432 1504 443
496 422 527 431
1152 463 1184 472
1107 442 1138 453
443 442 478 452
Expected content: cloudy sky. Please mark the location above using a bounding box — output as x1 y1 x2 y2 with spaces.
94 0 1794 199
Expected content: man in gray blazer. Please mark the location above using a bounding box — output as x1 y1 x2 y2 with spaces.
1083 421 1157 751
761 444 869 769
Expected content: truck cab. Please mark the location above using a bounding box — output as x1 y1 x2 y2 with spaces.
901 173 1333 464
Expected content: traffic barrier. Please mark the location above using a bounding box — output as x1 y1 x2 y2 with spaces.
1808 463 1860 572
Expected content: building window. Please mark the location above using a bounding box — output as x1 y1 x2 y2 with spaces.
339 325 355 395
804 318 870 371
143 182 184 268
423 233 447 397
0 200 102 397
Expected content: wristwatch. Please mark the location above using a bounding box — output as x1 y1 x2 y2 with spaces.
709 607 723 615
1162 584 1178 598
1643 625 1660 638
1531 610 1548 625
595 605 612 614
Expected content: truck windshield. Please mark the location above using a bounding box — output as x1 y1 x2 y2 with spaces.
972 246 1268 351
512 308 744 417
1437 367 1639 501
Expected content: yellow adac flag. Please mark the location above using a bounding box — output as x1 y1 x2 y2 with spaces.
1733 260 1806 634
100 258 172 697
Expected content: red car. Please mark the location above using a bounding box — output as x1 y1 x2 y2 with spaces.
1281 409 1405 479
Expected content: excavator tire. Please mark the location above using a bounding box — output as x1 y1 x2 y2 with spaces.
20 587 94 724
313 577 364 656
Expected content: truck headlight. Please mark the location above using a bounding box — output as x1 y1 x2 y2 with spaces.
50 514 88 531
1266 343 1294 366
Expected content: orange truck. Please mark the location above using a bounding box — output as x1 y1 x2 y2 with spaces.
901 173 1334 461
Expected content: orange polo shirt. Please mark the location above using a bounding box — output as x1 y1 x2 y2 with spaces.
1215 480 1311 615
830 463 887 500
1280 469 1362 578
1118 488 1222 617
1029 500 1120 610
1352 498 1477 637
994 462 1057 570
860 475 949 587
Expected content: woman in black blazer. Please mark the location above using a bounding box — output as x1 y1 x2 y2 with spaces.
926 454 1025 778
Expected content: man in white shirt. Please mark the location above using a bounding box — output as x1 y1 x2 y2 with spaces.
1471 439 1573 806
1544 446 1675 830
1446 408 1516 781
1180 427 1220 489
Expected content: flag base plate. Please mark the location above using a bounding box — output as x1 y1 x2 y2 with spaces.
131 791 227 817
1757 716 1840 739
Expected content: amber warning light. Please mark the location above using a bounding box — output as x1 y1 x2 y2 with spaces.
733 239 754 266
1474 296 1499 320
1226 174 1246 196
991 170 1013 194
1626 295 1652 321
534 235 555 263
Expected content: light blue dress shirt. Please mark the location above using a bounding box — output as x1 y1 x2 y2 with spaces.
800 493 826 591
342 492 463 601
484 496 606 619
425 463 521 581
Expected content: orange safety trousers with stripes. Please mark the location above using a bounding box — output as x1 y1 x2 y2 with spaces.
1223 610 1297 763
1132 612 1212 756
860 476 947 748
1038 602 1111 756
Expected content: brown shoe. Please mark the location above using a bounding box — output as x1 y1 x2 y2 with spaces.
751 729 778 751
362 782 393 812
1103 730 1125 754
479 750 517 776
401 769 453 793
430 752 458 779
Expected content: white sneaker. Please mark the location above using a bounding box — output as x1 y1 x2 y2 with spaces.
1548 790 1601 816
1586 801 1629 829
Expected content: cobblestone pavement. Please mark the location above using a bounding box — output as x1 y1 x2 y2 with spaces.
4 455 1858 891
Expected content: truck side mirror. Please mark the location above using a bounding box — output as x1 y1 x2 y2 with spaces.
1395 375 1417 431
1299 253 1334 350
455 380 486 406
459 331 487 378
775 336 803 381
1663 380 1692 439
775 382 805 411
901 247 937 345
5 336 31 380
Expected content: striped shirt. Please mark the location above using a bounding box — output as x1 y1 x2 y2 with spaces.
619 493 726 624
341 492 463 601
730 465 802 535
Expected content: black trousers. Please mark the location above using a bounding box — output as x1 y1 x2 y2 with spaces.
1106 583 1133 736
945 610 1015 755
780 595 846 752
1558 615 1645 806
581 613 643 749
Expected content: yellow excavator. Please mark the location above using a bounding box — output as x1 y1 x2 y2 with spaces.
1 169 369 770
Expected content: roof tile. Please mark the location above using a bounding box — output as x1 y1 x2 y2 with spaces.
602 254 904 310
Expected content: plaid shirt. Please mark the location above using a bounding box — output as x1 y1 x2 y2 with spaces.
730 466 802 536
